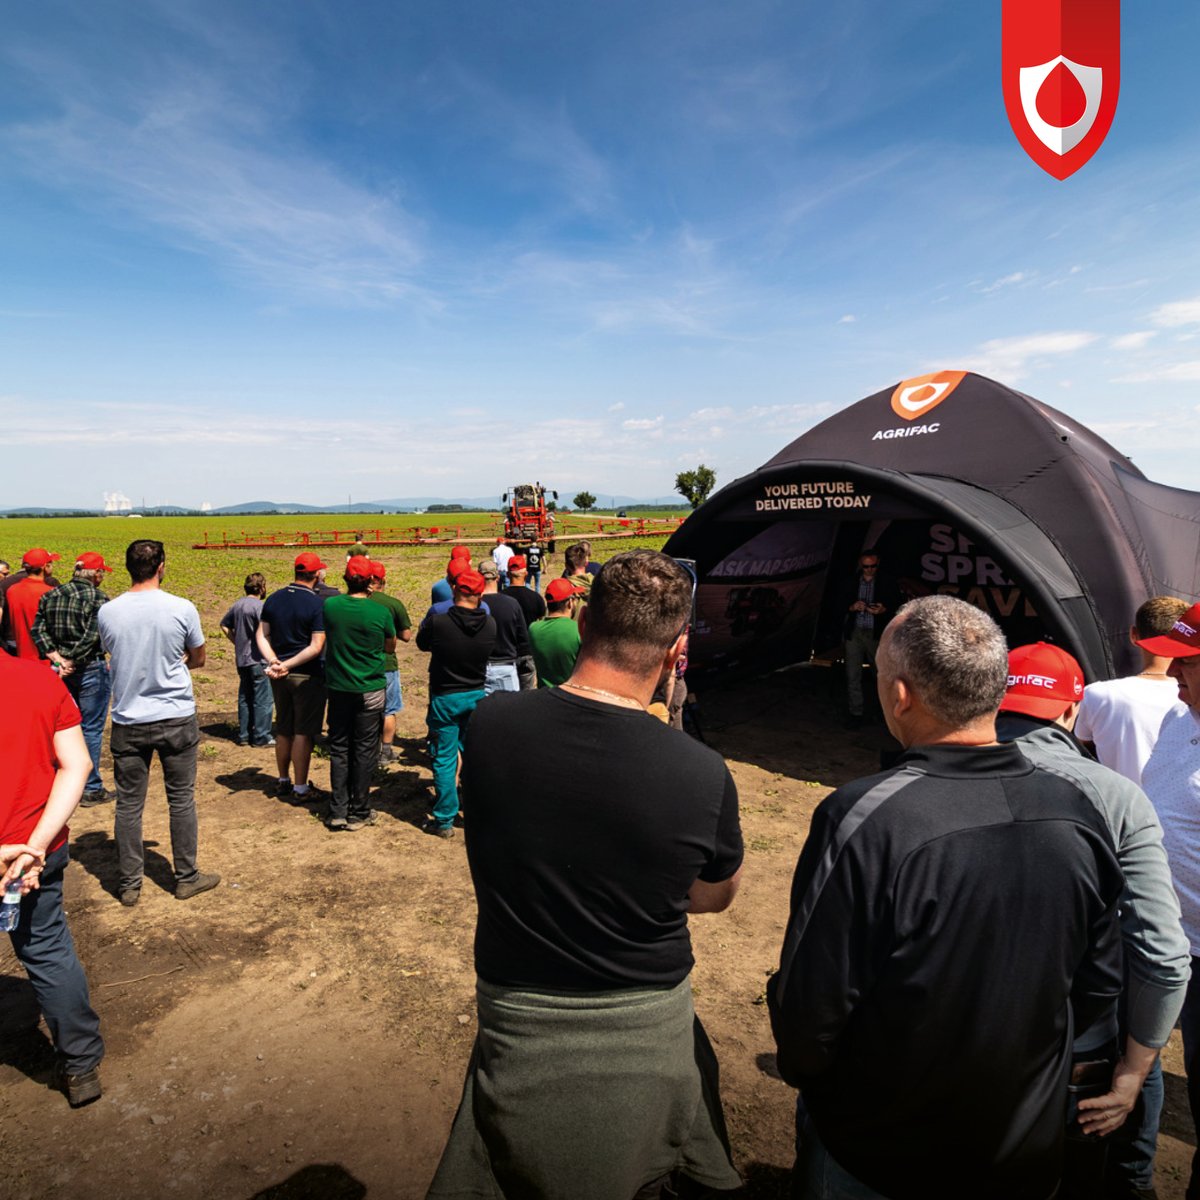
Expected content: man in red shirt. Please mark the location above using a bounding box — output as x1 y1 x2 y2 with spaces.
0 652 104 1106
6 547 61 661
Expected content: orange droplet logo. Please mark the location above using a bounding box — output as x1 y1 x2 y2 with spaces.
890 370 967 421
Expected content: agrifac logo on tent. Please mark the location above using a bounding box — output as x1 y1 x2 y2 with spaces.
1002 0 1120 180
889 370 966 422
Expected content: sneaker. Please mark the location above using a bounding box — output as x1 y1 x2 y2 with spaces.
345 812 377 832
175 872 220 901
421 818 455 840
118 886 141 907
54 1061 102 1108
326 816 349 832
290 785 319 806
252 738 276 747
275 778 294 798
378 745 398 763
80 788 111 808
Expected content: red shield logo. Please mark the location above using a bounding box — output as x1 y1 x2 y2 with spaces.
1002 0 1120 180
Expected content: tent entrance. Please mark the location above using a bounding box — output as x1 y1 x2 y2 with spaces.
681 462 1107 682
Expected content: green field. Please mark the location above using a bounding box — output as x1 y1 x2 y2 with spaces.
0 513 684 623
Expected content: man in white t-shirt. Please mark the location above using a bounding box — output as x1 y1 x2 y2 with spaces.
97 540 220 908
1075 596 1189 786
1141 601 1200 1200
492 538 515 588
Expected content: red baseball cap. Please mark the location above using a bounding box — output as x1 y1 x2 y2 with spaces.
999 643 1085 720
345 556 375 580
508 555 527 571
450 545 471 560
447 558 472 580
1138 602 1200 660
369 560 386 580
75 552 112 572
22 548 61 568
546 578 585 603
454 569 486 596
295 551 327 571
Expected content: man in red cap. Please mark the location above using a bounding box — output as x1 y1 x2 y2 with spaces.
415 569 496 838
431 549 472 605
0 548 62 654
321 556 396 831
31 553 116 805
365 560 412 764
1140 603 1200 1200
528 578 584 688
257 552 329 802
5 548 62 661
997 642 1191 1200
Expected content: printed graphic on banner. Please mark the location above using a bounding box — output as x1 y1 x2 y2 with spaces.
889 370 967 422
1002 0 1120 180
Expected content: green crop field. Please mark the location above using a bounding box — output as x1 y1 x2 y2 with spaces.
0 513 685 624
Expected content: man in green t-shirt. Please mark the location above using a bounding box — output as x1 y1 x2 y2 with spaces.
367 561 413 763
529 578 585 687
322 557 396 831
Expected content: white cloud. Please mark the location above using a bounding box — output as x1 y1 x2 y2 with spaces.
966 331 1099 381
607 401 625 412
1110 331 1157 351
837 314 857 324
622 416 665 431
976 271 1028 294
1114 361 1200 384
1151 298 1200 328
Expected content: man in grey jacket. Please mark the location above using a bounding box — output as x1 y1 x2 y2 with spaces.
998 642 1191 1200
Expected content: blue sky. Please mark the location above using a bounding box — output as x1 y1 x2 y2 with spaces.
3 1 1200 508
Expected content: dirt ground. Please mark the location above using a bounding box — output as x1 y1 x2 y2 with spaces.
1 633 1195 1198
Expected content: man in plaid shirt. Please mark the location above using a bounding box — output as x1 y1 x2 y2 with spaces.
32 552 114 807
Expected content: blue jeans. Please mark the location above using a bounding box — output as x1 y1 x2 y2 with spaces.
528 570 541 593
64 660 111 794
484 662 519 696
236 663 273 744
7 845 104 1073
1106 1056 1162 1191
793 1117 889 1199
427 690 484 827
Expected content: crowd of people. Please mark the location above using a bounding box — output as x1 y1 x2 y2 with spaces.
4 534 1200 1200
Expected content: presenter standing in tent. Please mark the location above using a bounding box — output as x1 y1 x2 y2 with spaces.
839 550 899 728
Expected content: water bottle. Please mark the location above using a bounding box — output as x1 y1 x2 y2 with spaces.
0 878 21 932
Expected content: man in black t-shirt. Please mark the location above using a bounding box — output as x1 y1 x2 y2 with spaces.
428 550 743 1199
503 557 544 690
256 552 328 802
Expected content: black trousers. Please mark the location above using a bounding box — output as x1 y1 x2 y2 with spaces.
327 689 384 821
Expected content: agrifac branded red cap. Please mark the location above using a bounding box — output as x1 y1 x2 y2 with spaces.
455 570 486 596
447 558 472 580
450 545 471 560
508 556 527 571
75 552 112 572
999 642 1085 720
369 560 386 580
1138 602 1200 660
22 548 61 568
545 578 584 603
294 551 327 571
344 556 375 580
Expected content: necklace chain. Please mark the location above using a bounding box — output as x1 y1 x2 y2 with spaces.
561 681 645 709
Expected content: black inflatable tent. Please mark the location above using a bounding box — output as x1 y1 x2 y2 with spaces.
664 371 1200 683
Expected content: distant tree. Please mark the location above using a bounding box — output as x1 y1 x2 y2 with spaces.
675 465 717 509
546 500 557 511
573 491 597 512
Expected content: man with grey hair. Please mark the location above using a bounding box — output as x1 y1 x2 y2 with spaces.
769 596 1124 1200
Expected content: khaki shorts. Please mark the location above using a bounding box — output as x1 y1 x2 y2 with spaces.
271 672 325 739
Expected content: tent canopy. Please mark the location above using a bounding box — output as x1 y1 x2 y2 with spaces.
664 372 1200 683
